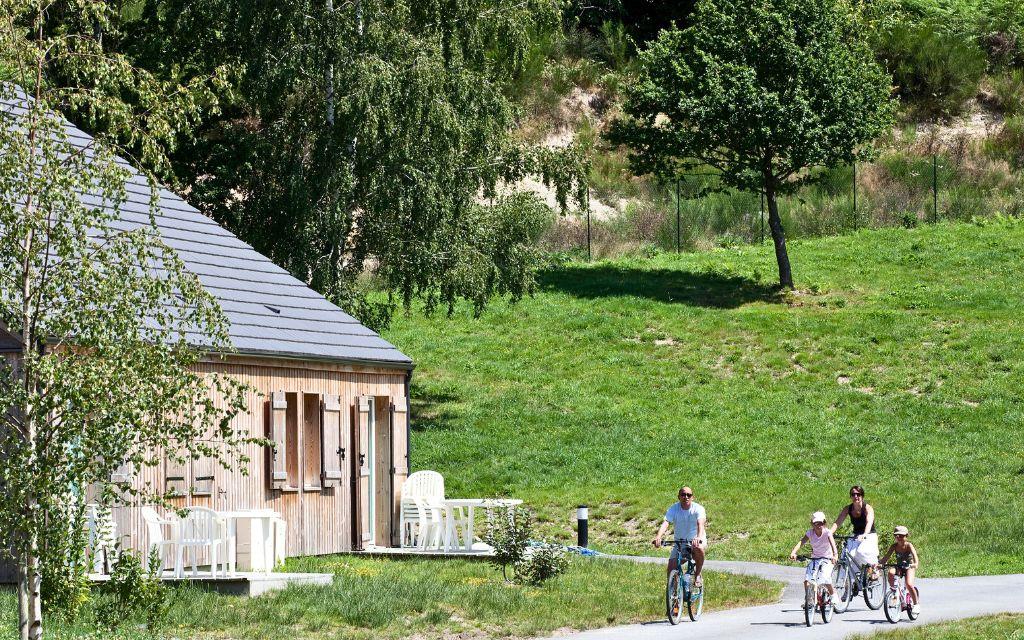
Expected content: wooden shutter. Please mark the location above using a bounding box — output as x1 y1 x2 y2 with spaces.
165 452 188 497
390 397 409 547
192 454 215 496
269 391 288 489
355 396 371 548
321 394 344 487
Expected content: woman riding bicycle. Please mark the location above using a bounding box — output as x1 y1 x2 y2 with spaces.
881 525 920 615
830 485 879 572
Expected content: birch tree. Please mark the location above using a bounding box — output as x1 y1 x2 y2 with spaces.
0 3 251 638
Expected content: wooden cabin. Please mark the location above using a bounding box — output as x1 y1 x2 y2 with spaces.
1 96 415 561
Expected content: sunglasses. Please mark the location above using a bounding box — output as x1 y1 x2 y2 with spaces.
851 494 863 498
680 493 694 498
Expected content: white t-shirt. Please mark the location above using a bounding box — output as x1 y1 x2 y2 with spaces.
664 501 706 541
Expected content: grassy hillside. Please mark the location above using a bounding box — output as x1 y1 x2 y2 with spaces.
385 220 1024 577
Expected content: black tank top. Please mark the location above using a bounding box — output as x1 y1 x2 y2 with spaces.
848 504 876 535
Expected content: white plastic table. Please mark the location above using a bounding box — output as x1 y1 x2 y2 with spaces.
212 509 281 574
441 498 523 552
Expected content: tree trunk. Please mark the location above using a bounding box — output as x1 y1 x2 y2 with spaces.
18 544 41 640
764 181 794 288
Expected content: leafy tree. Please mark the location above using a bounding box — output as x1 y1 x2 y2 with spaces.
0 3 252 638
608 0 896 287
114 0 588 326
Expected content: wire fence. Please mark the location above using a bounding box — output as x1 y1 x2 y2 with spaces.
554 151 1024 260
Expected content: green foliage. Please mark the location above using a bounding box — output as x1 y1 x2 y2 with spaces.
610 0 894 192
115 0 587 329
987 69 1024 115
483 506 533 581
95 549 168 630
0 4 254 636
608 0 895 285
518 544 570 586
985 115 1024 167
481 506 569 586
873 20 987 117
39 503 90 621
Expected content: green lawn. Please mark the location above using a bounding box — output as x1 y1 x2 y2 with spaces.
855 613 1024 639
0 557 779 639
384 220 1024 577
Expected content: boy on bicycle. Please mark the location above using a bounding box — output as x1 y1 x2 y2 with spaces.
789 511 838 602
653 486 707 587
881 525 920 615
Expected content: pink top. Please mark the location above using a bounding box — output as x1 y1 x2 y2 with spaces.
807 528 835 559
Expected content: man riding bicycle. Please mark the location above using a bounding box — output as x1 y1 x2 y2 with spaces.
653 486 707 588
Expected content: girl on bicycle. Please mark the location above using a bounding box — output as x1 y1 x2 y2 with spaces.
881 525 920 614
789 511 838 601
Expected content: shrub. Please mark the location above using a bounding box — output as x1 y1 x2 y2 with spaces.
518 544 569 586
988 69 1024 116
40 502 91 621
874 20 987 117
985 115 1024 168
96 547 169 630
483 506 533 582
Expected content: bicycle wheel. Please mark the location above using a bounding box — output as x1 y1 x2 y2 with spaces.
666 570 684 625
883 583 901 623
804 584 815 627
687 577 704 622
864 565 885 610
907 587 920 621
832 563 853 613
821 589 834 624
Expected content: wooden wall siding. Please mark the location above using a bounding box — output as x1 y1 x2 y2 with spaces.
110 357 408 561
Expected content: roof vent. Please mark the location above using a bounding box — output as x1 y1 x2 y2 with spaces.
264 305 281 314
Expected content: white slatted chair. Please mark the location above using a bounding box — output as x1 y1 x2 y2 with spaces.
400 471 446 549
176 507 227 578
140 507 179 574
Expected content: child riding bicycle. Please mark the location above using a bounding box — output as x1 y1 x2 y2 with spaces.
789 511 838 601
880 525 920 615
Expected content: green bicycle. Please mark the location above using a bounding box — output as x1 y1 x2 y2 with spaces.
665 539 704 624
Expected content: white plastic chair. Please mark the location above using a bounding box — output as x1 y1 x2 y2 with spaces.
175 507 227 578
140 507 179 574
400 471 446 549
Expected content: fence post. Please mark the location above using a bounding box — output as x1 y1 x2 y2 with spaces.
852 162 857 229
760 189 765 245
676 179 681 254
586 196 592 262
933 155 938 223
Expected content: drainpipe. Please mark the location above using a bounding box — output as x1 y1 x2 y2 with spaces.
404 369 412 469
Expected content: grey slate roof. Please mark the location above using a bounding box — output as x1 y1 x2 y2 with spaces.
1 96 412 369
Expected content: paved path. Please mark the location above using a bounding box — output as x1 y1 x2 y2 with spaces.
548 556 1024 639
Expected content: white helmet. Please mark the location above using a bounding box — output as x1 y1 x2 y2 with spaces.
811 511 827 524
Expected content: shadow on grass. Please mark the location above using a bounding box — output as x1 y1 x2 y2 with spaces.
411 384 461 433
539 264 781 309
